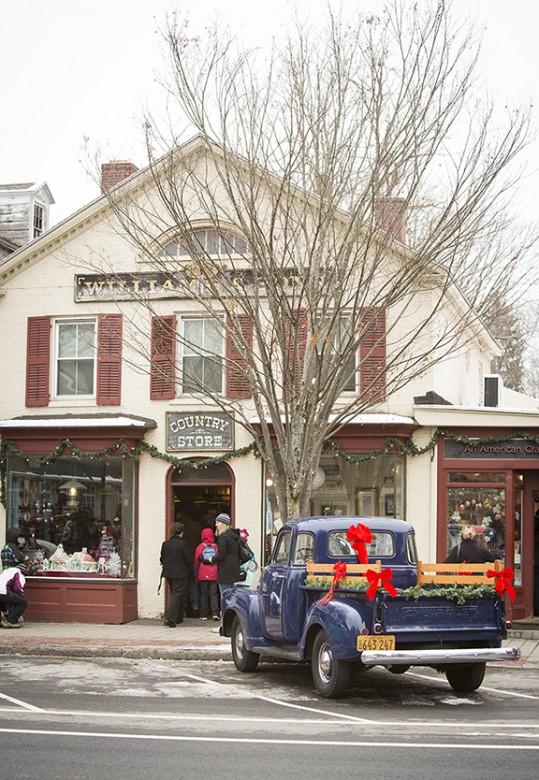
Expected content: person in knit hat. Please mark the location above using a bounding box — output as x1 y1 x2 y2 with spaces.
213 513 241 596
194 527 220 621
0 562 28 628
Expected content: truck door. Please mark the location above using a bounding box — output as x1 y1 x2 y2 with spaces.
259 529 292 639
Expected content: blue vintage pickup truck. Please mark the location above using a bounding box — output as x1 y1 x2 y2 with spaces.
220 516 521 698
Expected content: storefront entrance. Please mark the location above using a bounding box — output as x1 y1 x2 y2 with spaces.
166 462 233 532
439 432 539 620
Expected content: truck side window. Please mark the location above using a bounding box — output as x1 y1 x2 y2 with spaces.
328 531 395 557
273 530 292 565
292 533 314 565
406 532 418 564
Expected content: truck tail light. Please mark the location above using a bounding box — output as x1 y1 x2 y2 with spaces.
374 622 383 634
504 620 512 631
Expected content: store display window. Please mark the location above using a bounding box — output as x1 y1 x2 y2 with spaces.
5 453 135 578
446 473 506 558
310 453 405 519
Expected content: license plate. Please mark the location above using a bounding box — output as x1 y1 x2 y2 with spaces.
357 635 396 651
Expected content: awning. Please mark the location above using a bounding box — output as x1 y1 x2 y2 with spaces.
0 414 157 430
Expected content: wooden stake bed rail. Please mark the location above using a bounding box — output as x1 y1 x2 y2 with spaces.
416 559 504 587
306 560 382 586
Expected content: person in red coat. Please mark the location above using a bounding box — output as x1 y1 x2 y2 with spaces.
194 527 219 621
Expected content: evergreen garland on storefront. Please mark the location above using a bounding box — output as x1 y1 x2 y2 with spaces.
0 437 258 507
2 427 539 507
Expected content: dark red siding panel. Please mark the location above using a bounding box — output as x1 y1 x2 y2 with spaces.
360 307 386 402
284 308 307 400
97 314 122 405
150 315 176 400
26 316 50 407
226 315 253 399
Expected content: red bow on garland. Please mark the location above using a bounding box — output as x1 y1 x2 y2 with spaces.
365 568 398 601
346 523 372 564
318 561 348 606
487 566 516 602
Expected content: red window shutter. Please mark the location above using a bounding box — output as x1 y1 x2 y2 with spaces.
97 313 122 405
226 315 253 399
285 309 307 399
360 307 386 402
26 316 50 407
150 315 176 400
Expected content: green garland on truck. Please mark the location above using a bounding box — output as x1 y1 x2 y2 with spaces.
304 576 496 605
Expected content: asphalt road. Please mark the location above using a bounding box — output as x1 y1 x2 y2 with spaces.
0 656 538 780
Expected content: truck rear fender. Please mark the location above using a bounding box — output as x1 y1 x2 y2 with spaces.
300 599 374 661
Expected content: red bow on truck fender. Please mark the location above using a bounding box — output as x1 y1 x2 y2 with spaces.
317 561 348 606
365 568 398 601
346 523 372 564
487 566 516 602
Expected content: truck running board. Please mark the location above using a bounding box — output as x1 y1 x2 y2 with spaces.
251 645 302 661
361 646 522 667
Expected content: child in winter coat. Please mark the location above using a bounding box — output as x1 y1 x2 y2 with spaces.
194 527 219 621
0 562 28 628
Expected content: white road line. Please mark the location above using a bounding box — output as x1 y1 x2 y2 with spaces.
0 727 538 749
251 694 377 722
0 693 44 712
406 671 539 700
3 708 539 731
178 671 376 722
475 684 539 700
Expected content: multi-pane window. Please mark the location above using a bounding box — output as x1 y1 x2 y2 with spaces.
318 315 357 393
33 204 45 238
159 229 249 260
55 319 96 397
181 317 223 394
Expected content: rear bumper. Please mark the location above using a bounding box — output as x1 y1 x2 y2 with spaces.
361 646 521 667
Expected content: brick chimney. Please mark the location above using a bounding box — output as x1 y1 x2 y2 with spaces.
374 198 407 244
101 160 139 193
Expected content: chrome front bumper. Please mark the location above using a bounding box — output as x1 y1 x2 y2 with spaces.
360 646 522 667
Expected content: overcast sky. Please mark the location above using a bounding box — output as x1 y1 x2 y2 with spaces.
2 0 539 226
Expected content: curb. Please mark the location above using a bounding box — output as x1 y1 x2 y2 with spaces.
0 644 232 661
508 629 539 640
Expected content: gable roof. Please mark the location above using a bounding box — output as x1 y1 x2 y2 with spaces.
0 137 500 355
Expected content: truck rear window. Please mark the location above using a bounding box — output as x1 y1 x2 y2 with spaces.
328 531 395 558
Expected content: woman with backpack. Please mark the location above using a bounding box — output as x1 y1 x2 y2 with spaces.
194 527 219 621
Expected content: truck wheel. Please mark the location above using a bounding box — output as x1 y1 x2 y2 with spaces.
445 662 486 692
231 615 259 673
312 630 352 698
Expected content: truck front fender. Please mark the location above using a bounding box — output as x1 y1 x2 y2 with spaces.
300 598 372 661
221 586 264 650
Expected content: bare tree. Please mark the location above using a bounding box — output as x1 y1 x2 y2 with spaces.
90 1 537 521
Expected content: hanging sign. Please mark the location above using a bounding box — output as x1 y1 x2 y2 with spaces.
166 412 234 452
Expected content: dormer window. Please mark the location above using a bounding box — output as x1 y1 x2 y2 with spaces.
158 228 249 261
33 203 45 238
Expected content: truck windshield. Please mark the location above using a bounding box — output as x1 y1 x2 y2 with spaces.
328 531 395 558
